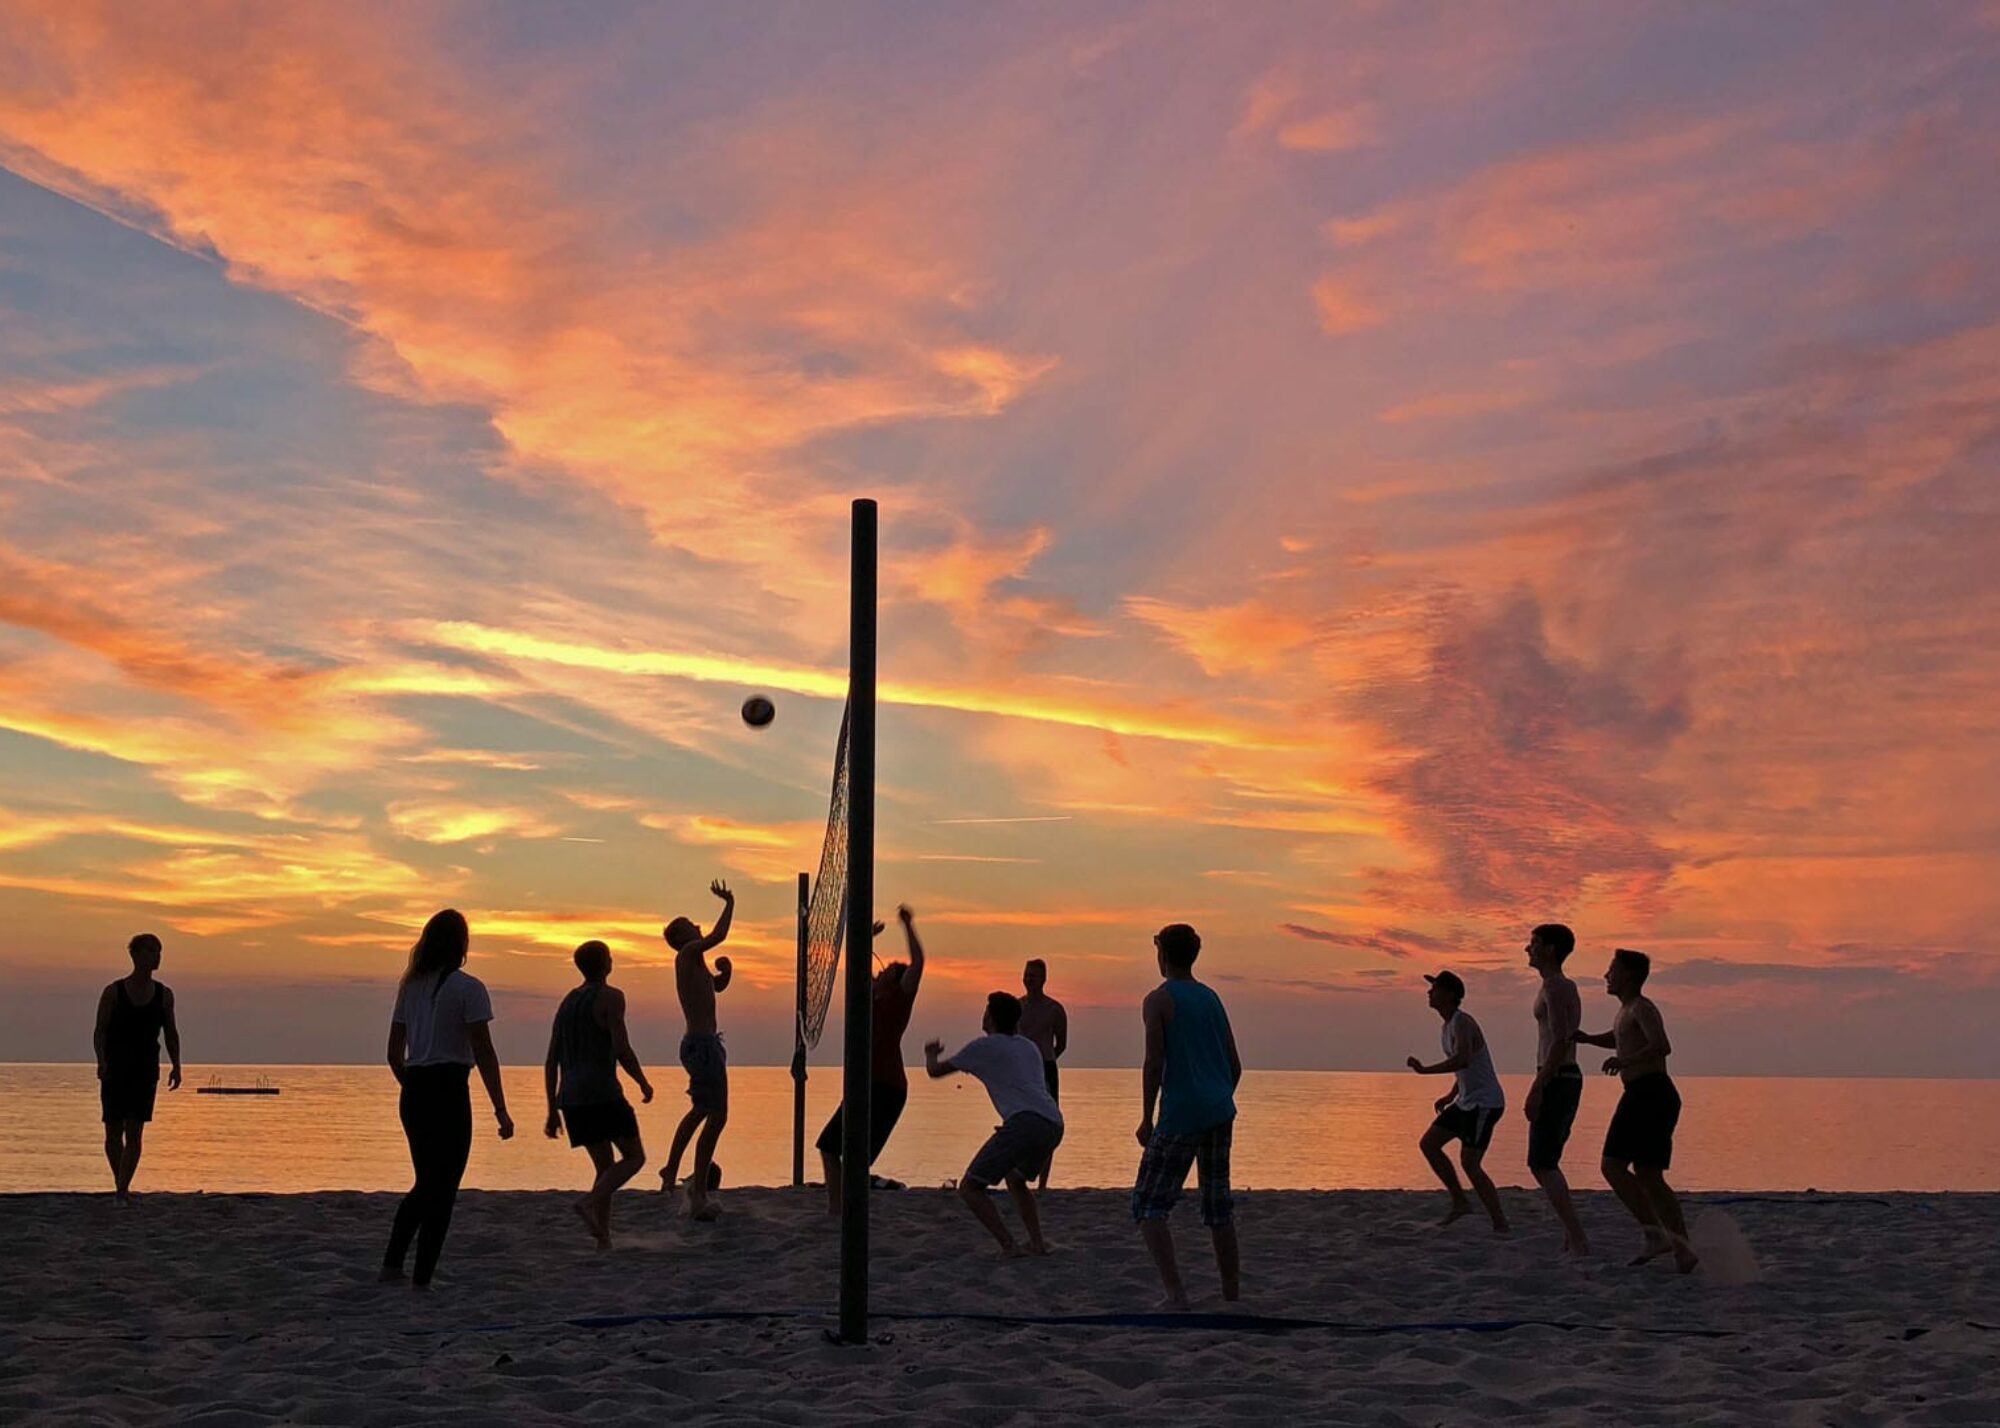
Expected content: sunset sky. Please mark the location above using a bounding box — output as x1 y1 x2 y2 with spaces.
3 2 1997 1075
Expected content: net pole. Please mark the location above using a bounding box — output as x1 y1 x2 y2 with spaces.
838 497 877 1345
792 869 808 1189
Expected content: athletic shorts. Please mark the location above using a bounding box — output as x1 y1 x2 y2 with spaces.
1132 1120 1235 1226
1043 1060 1060 1100
816 1082 909 1162
562 1097 639 1149
1604 1072 1681 1169
100 1076 158 1125
680 1033 727 1116
964 1111 1064 1187
1527 1067 1584 1171
1431 1102 1503 1152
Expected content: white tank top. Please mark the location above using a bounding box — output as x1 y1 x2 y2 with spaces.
1443 1010 1505 1110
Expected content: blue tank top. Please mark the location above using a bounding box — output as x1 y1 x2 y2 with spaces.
1157 979 1236 1137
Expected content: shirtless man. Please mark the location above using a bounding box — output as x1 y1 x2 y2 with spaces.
1407 970 1509 1233
1016 958 1068 1191
1574 948 1697 1273
93 933 183 1201
1524 924 1590 1255
658 879 735 1220
545 939 653 1248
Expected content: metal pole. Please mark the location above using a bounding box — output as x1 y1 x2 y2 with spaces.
792 870 808 1189
838 497 877 1344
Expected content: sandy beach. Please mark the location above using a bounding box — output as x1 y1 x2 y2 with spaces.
4 1187 1995 1426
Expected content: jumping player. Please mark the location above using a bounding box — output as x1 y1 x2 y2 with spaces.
818 905 926 1214
1524 924 1589 1254
659 879 735 1220
1407 970 1510 1233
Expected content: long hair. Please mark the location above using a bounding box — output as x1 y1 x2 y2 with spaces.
401 909 469 991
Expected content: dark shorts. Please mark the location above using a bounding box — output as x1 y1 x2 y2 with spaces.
1043 1059 1060 1100
1527 1067 1584 1171
964 1111 1064 1187
1430 1102 1503 1153
562 1097 639 1149
816 1082 909 1162
1132 1120 1234 1225
1604 1073 1681 1169
680 1033 727 1116
100 1076 158 1125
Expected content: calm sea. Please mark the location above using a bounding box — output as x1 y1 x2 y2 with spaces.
4 1064 1994 1194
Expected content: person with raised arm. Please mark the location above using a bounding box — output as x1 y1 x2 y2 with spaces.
658 879 735 1220
1133 924 1242 1310
1407 970 1510 1233
818 905 925 1215
1524 924 1590 1255
382 909 514 1288
925 991 1063 1257
1574 948 1698 1273
93 933 182 1201
545 939 653 1248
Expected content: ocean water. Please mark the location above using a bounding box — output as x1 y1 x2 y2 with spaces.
4 1063 1995 1194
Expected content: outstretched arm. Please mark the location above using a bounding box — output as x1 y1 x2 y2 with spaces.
923 1038 956 1079
162 988 183 1090
467 1021 514 1139
1138 990 1167 1145
899 905 926 997
693 879 736 955
1408 1019 1479 1076
93 986 114 1079
1572 1029 1616 1049
603 988 653 1102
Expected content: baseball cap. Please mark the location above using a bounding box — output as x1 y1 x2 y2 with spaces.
1424 970 1466 1000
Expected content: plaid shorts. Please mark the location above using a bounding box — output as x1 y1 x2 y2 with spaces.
1131 1121 1234 1225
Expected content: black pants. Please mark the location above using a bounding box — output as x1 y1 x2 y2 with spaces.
384 1064 473 1286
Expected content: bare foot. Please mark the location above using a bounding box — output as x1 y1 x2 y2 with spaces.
1628 1234 1674 1266
1438 1201 1473 1227
575 1198 610 1249
688 1199 721 1223
1024 1240 1050 1257
1491 1219 1512 1235
1565 1237 1592 1257
378 1266 405 1284
1673 1243 1700 1274
1157 1293 1191 1312
657 1168 679 1195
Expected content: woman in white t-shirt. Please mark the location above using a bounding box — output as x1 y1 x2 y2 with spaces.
380 909 514 1287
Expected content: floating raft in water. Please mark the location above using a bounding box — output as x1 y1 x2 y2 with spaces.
197 1077 280 1096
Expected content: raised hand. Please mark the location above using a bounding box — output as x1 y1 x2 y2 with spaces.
710 879 733 903
898 904 915 926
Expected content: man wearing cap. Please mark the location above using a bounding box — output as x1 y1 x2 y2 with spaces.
1406 970 1510 1232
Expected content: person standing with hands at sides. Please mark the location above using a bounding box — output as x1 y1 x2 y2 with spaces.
1524 924 1590 1255
545 939 653 1249
1407 971 1510 1233
1574 949 1698 1273
1134 924 1242 1311
94 933 183 1202
659 879 735 1220
382 909 514 1289
924 991 1064 1257
1017 958 1068 1191
818 905 925 1215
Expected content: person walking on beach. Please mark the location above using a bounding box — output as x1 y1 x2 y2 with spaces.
93 933 182 1201
1134 923 1242 1310
1524 924 1590 1255
659 879 735 1220
924 991 1063 1257
1574 948 1698 1273
1017 957 1068 1191
1407 970 1510 1233
544 939 653 1248
382 909 514 1288
818 904 925 1215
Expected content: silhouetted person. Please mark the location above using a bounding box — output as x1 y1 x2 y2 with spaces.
924 991 1063 1257
1017 957 1068 1191
818 905 925 1215
1524 923 1590 1255
544 939 652 1248
1408 970 1510 1233
93 933 182 1201
659 879 735 1220
1575 948 1697 1273
1134 924 1241 1310
382 909 513 1288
